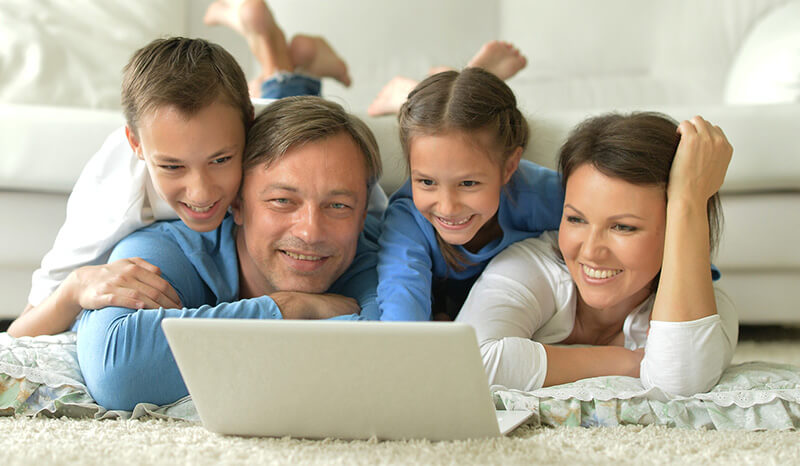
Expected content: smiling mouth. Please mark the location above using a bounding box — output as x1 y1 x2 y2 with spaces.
582 264 622 279
281 250 325 261
182 201 217 214
435 215 474 227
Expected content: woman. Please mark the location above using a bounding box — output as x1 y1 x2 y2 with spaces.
456 112 738 396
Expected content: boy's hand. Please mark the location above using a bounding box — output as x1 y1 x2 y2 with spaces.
271 291 360 319
68 257 182 310
669 116 733 206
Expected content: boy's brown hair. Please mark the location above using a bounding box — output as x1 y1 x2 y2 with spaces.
121 37 253 135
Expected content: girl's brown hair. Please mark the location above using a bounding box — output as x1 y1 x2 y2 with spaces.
558 111 723 262
397 67 528 270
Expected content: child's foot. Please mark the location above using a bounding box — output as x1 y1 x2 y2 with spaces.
205 0 293 78
467 40 527 80
367 76 419 117
204 0 272 37
426 66 454 76
289 35 351 87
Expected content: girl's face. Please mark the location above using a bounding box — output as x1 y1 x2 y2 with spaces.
558 163 666 315
127 99 245 232
409 131 518 248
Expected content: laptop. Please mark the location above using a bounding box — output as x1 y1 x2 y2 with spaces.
161 319 533 441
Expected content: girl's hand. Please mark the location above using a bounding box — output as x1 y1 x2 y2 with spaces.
668 116 733 206
68 258 182 311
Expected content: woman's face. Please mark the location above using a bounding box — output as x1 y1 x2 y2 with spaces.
558 163 666 314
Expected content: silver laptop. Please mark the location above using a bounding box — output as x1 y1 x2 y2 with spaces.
162 319 532 441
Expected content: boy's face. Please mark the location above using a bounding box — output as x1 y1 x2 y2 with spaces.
126 100 246 232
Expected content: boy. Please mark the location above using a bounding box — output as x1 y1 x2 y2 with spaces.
10 1 384 337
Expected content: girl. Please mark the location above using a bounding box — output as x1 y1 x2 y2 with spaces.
456 112 738 396
377 68 564 321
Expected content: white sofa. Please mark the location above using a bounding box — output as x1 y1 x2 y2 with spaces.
1 0 799 323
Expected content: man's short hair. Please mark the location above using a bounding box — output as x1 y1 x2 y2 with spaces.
121 37 253 135
243 96 382 190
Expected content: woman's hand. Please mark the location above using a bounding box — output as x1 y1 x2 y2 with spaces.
668 116 733 206
67 257 182 311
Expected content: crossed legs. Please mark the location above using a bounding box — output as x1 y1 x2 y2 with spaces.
204 0 351 97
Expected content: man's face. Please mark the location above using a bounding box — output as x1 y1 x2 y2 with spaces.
233 132 369 298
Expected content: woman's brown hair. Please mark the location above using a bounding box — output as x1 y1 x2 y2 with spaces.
558 112 723 261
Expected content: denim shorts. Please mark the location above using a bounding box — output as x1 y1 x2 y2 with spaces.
260 72 322 99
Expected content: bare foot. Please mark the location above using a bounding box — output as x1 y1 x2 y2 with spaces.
367 76 419 117
426 66 454 76
289 35 351 87
467 40 527 80
204 0 293 77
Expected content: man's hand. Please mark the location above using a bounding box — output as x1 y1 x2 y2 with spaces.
67 257 182 310
271 291 360 319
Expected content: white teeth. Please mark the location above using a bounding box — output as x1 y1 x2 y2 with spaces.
582 264 622 279
186 203 213 213
438 216 471 226
282 251 324 261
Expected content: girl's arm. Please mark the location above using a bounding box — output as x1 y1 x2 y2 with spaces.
377 199 436 321
650 116 732 323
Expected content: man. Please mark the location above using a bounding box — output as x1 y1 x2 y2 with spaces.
77 96 383 411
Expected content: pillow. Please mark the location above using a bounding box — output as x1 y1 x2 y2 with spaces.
0 1 187 110
494 361 800 430
3 331 800 430
724 1 800 104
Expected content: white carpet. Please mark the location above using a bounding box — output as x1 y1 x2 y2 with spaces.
2 330 800 466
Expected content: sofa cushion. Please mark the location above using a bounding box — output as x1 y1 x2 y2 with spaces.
725 1 800 104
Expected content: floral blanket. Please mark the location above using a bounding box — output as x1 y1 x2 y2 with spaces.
3 332 800 430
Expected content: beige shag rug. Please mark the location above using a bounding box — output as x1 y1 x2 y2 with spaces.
2 328 800 466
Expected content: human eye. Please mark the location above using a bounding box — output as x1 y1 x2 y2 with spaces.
414 178 435 187
211 156 232 165
612 223 637 232
460 180 479 188
329 202 351 210
565 215 585 224
268 198 293 208
159 164 183 171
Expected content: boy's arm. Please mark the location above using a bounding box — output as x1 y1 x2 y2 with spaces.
8 257 180 337
14 127 169 336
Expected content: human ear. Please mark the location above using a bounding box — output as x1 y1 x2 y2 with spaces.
503 147 523 184
231 194 245 226
125 125 144 161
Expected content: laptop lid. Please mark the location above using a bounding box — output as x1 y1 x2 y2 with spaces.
162 319 503 441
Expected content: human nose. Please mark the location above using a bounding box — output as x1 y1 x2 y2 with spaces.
292 204 324 245
185 169 215 205
581 227 608 261
437 188 460 216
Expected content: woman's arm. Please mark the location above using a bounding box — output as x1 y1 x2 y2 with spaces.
8 258 181 337
651 116 732 322
458 234 643 389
